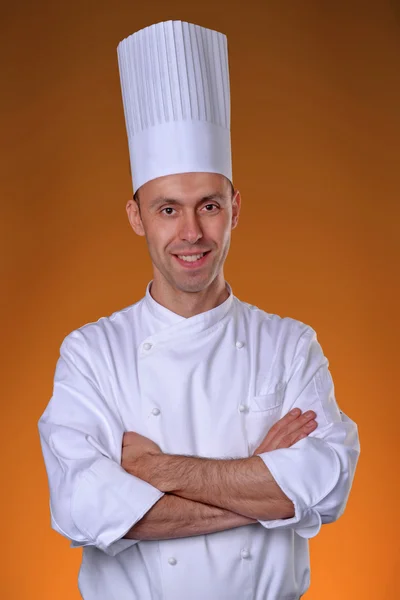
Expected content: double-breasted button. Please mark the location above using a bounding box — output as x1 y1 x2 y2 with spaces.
241 548 251 559
235 341 244 349
151 408 161 416
168 557 177 565
143 342 152 351
238 404 248 413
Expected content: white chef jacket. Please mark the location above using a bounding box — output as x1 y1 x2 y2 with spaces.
38 281 360 600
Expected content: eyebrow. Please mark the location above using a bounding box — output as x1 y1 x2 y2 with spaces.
149 192 227 210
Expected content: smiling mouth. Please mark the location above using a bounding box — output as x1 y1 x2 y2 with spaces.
176 252 206 262
173 251 211 267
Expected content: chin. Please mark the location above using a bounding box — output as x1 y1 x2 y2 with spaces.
173 274 213 294
176 281 209 294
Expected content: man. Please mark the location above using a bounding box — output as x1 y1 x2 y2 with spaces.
38 20 360 600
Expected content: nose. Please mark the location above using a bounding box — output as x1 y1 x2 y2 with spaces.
179 211 203 244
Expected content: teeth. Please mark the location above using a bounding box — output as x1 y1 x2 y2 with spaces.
178 253 205 262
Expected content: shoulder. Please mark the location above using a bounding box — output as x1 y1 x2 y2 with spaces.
234 296 317 346
60 298 144 359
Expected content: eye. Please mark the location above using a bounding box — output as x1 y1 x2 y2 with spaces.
202 203 219 212
161 207 176 216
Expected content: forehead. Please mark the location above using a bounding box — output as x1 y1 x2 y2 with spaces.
138 172 230 204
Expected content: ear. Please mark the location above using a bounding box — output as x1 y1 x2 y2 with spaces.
231 189 241 230
126 199 145 236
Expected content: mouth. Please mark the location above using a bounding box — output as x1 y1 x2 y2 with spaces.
172 251 211 269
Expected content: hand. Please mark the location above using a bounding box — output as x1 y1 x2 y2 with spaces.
253 409 317 454
121 432 162 476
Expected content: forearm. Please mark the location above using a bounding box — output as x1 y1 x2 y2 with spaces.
124 493 257 541
129 454 294 521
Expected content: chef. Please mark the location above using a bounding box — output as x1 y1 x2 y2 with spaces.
38 20 360 600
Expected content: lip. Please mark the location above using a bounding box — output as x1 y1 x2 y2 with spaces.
173 251 211 269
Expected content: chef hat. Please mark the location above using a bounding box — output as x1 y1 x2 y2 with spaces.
117 20 232 192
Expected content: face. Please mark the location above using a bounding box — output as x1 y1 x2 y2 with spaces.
126 172 241 294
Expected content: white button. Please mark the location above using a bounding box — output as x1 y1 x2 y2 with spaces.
241 548 251 559
143 342 152 351
236 341 244 349
238 404 248 413
168 557 177 565
151 408 160 416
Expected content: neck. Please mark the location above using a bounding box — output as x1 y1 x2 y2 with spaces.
150 274 229 318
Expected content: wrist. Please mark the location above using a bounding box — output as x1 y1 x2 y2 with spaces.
125 452 162 484
150 454 182 492
138 453 178 492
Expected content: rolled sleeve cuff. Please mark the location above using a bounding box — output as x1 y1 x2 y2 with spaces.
255 437 340 539
71 457 164 556
70 536 140 556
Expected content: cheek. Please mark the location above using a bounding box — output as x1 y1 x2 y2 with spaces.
207 216 231 242
146 222 174 250
215 222 232 248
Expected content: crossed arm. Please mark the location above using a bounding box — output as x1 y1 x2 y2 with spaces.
122 408 317 540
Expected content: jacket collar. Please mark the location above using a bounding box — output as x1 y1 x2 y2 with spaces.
142 280 234 340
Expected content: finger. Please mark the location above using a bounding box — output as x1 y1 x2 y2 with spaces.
279 410 317 438
287 432 307 446
265 410 316 448
122 432 137 446
263 408 303 440
277 419 318 449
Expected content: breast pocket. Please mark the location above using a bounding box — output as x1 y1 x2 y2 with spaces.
246 383 286 453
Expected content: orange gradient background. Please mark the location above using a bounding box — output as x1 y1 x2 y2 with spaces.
2 1 399 598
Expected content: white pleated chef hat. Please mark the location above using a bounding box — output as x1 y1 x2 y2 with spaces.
117 20 232 192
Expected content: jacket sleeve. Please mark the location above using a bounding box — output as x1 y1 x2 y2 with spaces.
255 324 360 539
38 331 164 557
